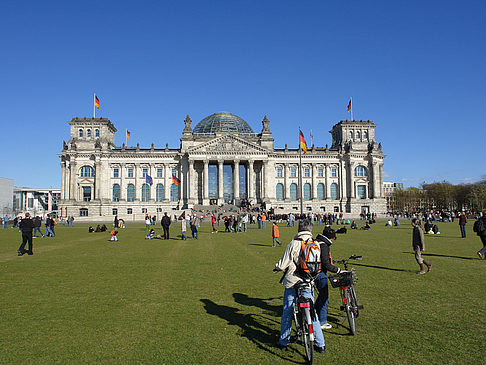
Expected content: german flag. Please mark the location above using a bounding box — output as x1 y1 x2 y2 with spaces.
172 174 180 186
95 95 100 108
126 130 131 139
347 99 352 112
299 129 307 154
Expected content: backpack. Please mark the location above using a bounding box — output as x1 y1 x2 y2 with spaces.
473 219 485 235
297 238 321 279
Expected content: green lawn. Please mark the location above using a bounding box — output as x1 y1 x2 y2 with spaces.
0 220 485 364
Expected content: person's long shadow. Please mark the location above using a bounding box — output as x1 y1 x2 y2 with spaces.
232 293 282 316
402 251 475 261
351 262 410 272
200 299 305 364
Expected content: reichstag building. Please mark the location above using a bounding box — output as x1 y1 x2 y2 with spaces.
59 112 386 220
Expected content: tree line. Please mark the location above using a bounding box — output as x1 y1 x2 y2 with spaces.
389 180 486 213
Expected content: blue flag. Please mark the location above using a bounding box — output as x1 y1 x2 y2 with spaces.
145 174 153 186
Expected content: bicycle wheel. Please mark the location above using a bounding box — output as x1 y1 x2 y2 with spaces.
301 310 314 364
350 286 360 318
293 309 303 342
344 289 357 335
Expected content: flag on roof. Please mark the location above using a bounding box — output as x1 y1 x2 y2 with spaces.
347 99 352 112
299 129 307 154
94 95 100 108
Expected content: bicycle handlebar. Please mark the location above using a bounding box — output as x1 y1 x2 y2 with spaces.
335 254 363 263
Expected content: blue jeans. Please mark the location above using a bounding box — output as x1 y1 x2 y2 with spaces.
181 232 187 240
242 222 247 232
460 225 466 238
46 226 55 237
258 221 261 229
279 287 325 348
314 272 329 325
33 227 44 237
262 221 266 229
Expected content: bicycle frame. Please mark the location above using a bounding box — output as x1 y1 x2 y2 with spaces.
293 280 316 363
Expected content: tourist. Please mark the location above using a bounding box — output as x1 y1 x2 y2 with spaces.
211 214 218 233
33 216 44 238
161 212 171 240
273 219 325 352
272 222 282 247
411 218 431 274
145 229 155 239
145 215 151 230
110 229 118 241
181 213 188 240
89 226 95 233
18 213 35 256
459 212 467 238
474 210 486 259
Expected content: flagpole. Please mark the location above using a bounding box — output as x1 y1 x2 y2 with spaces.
351 97 354 121
299 128 303 216
125 129 127 146
93 93 96 118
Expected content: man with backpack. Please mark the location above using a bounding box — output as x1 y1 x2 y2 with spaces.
474 209 486 259
273 219 325 353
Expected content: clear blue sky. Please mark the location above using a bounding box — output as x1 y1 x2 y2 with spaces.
1 0 484 189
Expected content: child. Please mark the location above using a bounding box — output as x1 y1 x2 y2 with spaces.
272 222 282 247
145 229 155 239
110 229 118 241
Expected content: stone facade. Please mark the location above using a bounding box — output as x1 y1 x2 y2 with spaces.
58 113 386 221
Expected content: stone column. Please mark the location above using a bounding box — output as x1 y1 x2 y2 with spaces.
95 158 101 201
218 160 224 203
150 163 155 201
120 164 125 201
325 164 331 199
341 161 347 199
262 160 269 200
203 160 209 205
233 160 239 202
188 159 195 205
349 162 355 198
312 164 317 200
179 163 184 205
248 160 254 201
70 161 77 201
134 164 140 201
60 161 66 201
164 164 170 201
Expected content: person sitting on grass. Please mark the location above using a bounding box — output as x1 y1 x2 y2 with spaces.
95 225 101 232
385 219 392 227
394 218 400 226
145 229 155 239
100 224 107 232
89 226 95 233
351 220 358 229
360 221 371 230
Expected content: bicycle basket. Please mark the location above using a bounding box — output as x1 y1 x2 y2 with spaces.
328 272 353 288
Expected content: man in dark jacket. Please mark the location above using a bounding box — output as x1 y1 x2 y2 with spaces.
412 218 431 274
18 213 35 256
161 212 171 240
33 216 44 238
314 227 342 329
458 212 467 238
475 209 486 259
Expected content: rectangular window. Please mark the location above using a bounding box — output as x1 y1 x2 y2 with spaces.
28 198 34 208
127 208 133 214
79 208 88 217
142 208 147 213
142 168 148 178
95 129 100 137
82 187 91 202
331 168 337 177
127 168 134 178
113 168 119 178
290 168 297 178
276 168 283 178
357 185 366 199
304 168 310 177
318 168 324 177
112 208 118 216
157 168 163 178
172 168 177 177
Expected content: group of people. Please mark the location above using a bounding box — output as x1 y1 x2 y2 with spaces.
88 224 108 233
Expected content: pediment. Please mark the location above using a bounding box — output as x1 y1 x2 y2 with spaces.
188 135 268 154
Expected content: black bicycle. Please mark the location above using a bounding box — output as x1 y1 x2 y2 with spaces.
328 255 364 335
293 280 317 364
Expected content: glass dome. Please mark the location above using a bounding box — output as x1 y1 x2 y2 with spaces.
193 112 254 134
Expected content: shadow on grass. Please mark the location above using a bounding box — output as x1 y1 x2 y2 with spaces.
352 262 410 272
249 243 273 247
232 293 282 316
200 298 306 364
402 252 475 260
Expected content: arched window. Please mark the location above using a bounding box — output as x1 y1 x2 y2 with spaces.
79 129 83 137
95 129 100 137
80 166 94 177
349 131 353 139
317 183 325 200
330 183 339 200
356 131 361 139
363 131 368 139
156 184 165 201
87 129 91 138
304 183 312 201
127 184 135 202
290 183 298 201
354 166 367 177
141 183 150 202
276 183 284 201
171 184 179 201
112 184 120 202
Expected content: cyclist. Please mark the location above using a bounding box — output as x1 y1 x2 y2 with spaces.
314 228 343 329
274 219 325 353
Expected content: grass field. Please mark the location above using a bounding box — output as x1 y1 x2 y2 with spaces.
1 219 485 364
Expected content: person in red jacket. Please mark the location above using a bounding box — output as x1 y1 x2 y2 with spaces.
211 214 218 233
272 222 281 247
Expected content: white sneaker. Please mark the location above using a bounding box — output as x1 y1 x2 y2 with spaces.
321 323 332 329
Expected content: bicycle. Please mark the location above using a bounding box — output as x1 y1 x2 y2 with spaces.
328 255 364 335
292 279 318 364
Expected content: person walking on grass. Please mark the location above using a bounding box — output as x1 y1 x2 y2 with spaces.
474 209 486 259
412 218 431 274
272 222 282 247
459 212 467 238
180 212 188 240
18 213 35 256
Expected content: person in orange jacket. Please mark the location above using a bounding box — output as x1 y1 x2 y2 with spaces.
272 222 282 247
